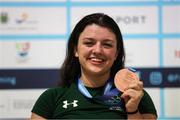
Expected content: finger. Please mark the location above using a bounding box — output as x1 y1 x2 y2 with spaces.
120 92 130 103
121 88 144 101
125 81 143 91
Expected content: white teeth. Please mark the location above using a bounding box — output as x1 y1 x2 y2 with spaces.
91 58 103 62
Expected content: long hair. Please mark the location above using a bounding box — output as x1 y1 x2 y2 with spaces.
58 13 125 86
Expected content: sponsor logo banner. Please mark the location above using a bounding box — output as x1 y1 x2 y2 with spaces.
71 6 158 34
0 68 179 89
0 7 66 35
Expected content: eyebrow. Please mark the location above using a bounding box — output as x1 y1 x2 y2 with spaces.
83 37 115 42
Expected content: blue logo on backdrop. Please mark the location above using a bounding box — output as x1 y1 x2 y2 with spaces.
149 71 163 85
167 74 180 83
0 77 16 86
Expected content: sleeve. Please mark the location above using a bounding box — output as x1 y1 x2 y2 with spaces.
31 88 57 119
138 89 158 117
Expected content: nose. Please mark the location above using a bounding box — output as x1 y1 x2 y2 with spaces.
92 43 103 54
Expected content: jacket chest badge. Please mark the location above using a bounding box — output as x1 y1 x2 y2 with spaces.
62 100 78 109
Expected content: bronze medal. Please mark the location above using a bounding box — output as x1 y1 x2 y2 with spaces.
114 69 139 92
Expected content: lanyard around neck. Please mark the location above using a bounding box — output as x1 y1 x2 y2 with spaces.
78 78 125 111
78 78 119 98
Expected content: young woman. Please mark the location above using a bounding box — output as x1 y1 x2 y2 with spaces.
31 13 157 119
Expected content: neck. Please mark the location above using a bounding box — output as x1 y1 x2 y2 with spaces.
80 72 110 88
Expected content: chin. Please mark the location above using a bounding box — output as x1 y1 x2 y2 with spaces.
89 69 107 76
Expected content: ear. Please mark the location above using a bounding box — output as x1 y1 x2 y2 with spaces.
74 47 79 57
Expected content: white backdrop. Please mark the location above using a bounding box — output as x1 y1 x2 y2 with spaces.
0 0 180 119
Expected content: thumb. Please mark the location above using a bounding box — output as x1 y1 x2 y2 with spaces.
121 93 130 103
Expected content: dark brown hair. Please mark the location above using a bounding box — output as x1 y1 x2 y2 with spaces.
59 13 125 86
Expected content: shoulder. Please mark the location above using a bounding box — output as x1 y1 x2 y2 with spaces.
31 86 70 118
44 87 67 95
140 89 154 104
142 89 153 101
33 87 68 105
39 83 78 101
39 86 69 100
138 89 157 116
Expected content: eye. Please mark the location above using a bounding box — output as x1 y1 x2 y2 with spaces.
83 41 94 47
103 43 113 48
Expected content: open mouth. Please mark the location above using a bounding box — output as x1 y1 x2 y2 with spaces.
88 57 105 65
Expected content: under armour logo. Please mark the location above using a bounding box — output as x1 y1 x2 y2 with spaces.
62 100 78 109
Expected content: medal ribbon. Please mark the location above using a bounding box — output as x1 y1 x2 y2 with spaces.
78 78 119 98
78 78 123 105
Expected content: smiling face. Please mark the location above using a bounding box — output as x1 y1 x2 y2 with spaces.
75 24 118 80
